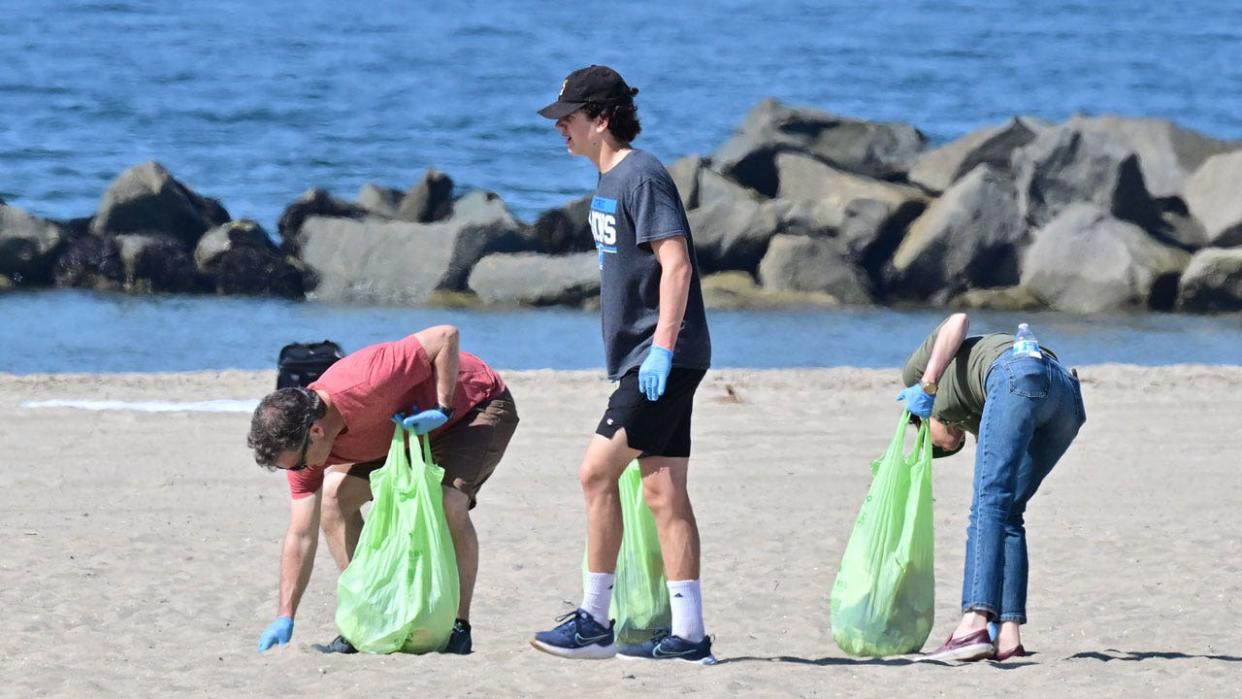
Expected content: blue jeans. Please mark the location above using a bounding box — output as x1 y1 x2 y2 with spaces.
961 353 1086 624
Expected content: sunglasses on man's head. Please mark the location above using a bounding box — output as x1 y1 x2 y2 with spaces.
282 414 315 472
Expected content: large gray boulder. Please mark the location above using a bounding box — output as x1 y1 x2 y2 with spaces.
908 117 1048 194
757 234 873 304
664 155 764 210
697 167 765 208
774 152 928 231
688 198 804 274
887 165 1026 301
531 194 594 254
1176 248 1242 312
114 233 204 294
1021 203 1190 312
1012 126 1162 231
667 155 705 210
836 197 925 276
396 168 455 223
295 216 529 304
0 204 71 284
468 252 600 306
91 162 229 247
1183 151 1242 247
1066 115 1239 199
445 190 520 229
712 99 926 196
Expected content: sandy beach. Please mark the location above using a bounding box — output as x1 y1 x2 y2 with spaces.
2 365 1239 697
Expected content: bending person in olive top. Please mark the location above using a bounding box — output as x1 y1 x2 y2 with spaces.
530 65 715 664
248 326 518 655
898 313 1086 662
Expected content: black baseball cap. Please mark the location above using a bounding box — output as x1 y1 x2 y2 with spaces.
537 65 639 120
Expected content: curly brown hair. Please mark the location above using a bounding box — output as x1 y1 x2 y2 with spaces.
583 100 642 144
247 387 324 470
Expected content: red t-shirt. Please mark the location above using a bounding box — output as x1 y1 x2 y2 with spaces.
286 334 506 498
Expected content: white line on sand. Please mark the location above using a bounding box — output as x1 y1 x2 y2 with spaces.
21 399 259 413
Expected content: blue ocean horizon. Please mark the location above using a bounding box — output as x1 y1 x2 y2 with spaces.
3 1 1241 372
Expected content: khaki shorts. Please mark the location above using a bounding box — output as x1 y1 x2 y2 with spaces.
347 389 518 509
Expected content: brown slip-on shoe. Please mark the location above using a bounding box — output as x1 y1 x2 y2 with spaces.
918 629 996 662
994 644 1027 661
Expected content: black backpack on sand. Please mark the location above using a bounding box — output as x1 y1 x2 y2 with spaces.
277 340 346 389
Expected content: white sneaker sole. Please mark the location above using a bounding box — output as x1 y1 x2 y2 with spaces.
529 639 616 660
917 642 995 663
617 651 718 665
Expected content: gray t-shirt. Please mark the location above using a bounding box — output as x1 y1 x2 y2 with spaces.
589 149 711 380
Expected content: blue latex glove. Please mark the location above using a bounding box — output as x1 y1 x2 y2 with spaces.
391 405 449 435
257 616 293 652
637 345 673 402
897 384 935 418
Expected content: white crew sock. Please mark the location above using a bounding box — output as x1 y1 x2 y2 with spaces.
581 572 615 627
668 579 705 642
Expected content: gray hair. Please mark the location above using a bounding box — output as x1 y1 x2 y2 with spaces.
247 387 324 470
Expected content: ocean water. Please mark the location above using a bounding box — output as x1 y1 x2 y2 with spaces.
3 1 1241 373
2 0 1240 228
2 290 1240 373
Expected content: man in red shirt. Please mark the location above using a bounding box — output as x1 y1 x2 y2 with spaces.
248 325 518 655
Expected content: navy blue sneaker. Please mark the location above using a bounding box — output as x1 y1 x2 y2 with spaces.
529 609 616 659
618 631 716 665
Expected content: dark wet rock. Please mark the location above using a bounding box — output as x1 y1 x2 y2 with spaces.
193 219 306 298
53 234 124 291
0 203 72 285
1176 248 1242 312
115 233 204 294
396 168 455 223
531 194 594 254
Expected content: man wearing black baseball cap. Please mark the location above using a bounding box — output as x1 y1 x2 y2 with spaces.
529 66 716 665
536 65 639 121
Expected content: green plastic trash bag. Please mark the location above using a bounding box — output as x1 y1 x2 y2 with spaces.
581 461 671 644
830 411 935 657
336 426 460 654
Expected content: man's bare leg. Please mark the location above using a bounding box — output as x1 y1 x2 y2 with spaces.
319 469 371 570
441 487 477 622
580 428 642 574
638 456 698 580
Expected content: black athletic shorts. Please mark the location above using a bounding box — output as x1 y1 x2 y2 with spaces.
596 367 706 458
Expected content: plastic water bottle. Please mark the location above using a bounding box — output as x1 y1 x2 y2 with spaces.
1013 322 1042 358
